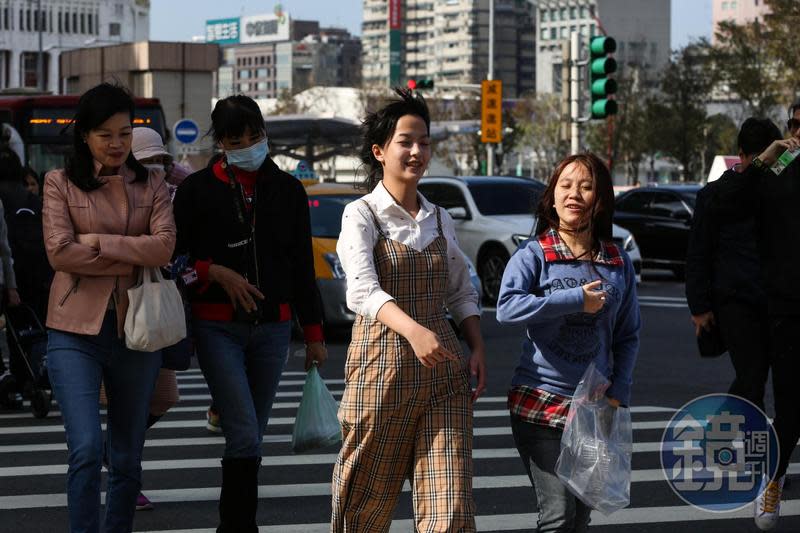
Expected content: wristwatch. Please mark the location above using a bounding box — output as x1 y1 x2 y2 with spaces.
750 156 768 171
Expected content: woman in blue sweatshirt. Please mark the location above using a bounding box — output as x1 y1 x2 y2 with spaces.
497 153 640 532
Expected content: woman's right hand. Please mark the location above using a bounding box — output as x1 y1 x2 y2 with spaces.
208 264 264 312
582 280 606 314
407 325 458 368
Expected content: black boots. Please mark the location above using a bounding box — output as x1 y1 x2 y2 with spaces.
217 456 261 533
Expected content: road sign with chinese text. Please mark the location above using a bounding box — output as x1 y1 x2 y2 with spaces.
481 80 502 144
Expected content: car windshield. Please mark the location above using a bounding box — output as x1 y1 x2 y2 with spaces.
467 182 544 215
308 195 360 238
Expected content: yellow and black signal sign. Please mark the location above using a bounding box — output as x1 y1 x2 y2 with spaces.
481 79 503 144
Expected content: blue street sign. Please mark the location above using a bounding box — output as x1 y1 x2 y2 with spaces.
173 119 200 145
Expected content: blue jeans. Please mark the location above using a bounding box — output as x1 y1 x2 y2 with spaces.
194 319 291 457
511 416 592 533
48 311 161 533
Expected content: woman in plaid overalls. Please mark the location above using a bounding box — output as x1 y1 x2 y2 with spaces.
332 89 487 532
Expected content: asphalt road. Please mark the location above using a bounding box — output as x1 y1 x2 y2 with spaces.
1 270 797 532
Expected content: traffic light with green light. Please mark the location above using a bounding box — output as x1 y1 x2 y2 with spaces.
589 36 618 119
407 78 434 90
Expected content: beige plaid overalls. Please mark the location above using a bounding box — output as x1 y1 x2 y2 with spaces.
331 202 476 533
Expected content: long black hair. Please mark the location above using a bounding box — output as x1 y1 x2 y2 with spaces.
535 153 615 258
358 88 430 191
0 148 23 184
208 95 266 144
65 83 147 192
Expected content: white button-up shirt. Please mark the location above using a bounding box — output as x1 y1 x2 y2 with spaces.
337 181 480 324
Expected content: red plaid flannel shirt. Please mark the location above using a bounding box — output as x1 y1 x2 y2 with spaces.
508 385 571 430
538 228 624 266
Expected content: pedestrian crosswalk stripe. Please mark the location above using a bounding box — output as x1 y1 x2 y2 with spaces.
0 415 693 435
4 463 800 510
3 444 794 479
138 498 800 532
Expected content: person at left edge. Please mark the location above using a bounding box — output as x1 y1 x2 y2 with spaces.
42 83 176 533
172 94 327 532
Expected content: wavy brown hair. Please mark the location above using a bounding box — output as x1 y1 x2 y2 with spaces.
534 153 614 258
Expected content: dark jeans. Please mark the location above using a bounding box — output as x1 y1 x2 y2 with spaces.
193 319 291 458
715 301 770 412
771 316 800 478
511 416 591 533
47 311 162 533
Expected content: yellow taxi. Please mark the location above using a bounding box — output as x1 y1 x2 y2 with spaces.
303 180 482 329
304 182 362 326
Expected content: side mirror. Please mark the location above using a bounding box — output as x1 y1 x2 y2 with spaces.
447 206 470 220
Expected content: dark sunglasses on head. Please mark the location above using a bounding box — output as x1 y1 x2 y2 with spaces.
788 118 800 130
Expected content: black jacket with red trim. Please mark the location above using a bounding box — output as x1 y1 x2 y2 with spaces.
173 155 323 341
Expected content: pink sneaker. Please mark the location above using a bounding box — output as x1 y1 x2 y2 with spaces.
135 492 154 511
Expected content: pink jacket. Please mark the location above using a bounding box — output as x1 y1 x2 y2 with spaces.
43 163 176 336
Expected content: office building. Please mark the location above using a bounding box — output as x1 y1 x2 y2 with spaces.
361 0 535 97
206 12 361 99
0 0 149 93
535 0 670 93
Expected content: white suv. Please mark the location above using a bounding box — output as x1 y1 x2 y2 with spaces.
419 176 642 303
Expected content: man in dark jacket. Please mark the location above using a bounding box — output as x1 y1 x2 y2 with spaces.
710 115 800 530
686 117 781 412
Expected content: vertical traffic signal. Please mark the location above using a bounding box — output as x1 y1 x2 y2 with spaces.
589 36 618 119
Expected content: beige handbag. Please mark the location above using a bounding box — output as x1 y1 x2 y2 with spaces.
124 267 186 352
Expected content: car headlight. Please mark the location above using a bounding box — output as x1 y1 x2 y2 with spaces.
623 234 637 252
324 252 346 279
511 234 530 247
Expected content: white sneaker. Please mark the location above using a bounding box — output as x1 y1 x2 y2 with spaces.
754 474 785 531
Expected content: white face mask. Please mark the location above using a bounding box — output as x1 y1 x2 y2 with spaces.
143 163 167 180
226 138 269 172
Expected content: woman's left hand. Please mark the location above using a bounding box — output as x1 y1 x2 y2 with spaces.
607 397 621 408
469 347 487 402
76 233 100 249
305 341 328 371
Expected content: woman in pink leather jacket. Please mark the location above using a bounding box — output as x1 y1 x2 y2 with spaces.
43 83 176 533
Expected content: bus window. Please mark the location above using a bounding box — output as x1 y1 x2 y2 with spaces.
26 107 165 139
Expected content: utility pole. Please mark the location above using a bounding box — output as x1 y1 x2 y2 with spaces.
570 31 580 155
560 41 570 144
37 0 44 92
486 0 494 176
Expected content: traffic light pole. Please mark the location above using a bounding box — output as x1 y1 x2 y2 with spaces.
570 32 581 155
486 0 495 176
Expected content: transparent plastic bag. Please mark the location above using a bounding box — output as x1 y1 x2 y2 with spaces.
555 362 633 515
291 365 342 453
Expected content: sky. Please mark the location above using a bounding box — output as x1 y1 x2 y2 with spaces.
150 0 713 51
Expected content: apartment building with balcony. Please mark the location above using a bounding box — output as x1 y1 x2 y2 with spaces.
362 0 535 98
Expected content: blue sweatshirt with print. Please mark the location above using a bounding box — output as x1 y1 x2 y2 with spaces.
496 238 641 405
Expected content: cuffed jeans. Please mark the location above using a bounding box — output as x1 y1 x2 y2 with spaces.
193 319 291 458
47 311 161 533
511 416 592 533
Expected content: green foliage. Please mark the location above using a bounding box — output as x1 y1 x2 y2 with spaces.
764 0 800 96
710 20 780 116
511 92 568 179
656 44 715 181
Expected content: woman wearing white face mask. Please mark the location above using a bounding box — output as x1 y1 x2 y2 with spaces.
172 95 327 531
131 127 193 201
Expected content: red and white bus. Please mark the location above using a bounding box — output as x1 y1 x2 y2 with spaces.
0 93 166 175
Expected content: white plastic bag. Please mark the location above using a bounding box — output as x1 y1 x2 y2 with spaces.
124 267 187 352
555 361 632 515
292 365 342 453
